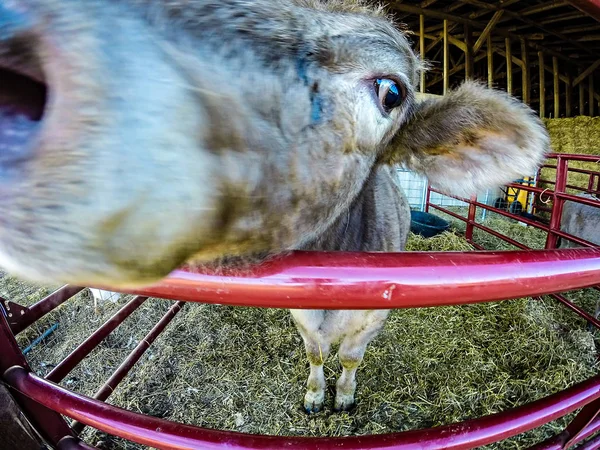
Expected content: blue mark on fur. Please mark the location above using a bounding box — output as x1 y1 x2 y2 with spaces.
310 87 323 124
0 5 32 40
297 53 325 126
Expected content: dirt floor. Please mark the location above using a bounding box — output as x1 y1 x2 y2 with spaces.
2 212 599 450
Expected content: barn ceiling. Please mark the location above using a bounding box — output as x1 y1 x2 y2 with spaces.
387 0 600 66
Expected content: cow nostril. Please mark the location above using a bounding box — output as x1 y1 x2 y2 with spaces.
0 66 47 167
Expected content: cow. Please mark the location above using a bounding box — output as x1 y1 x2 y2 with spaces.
0 0 549 413
558 193 600 249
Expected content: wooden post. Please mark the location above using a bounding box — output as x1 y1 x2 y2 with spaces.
566 73 573 118
538 52 545 118
0 385 44 450
590 75 595 116
553 56 560 118
487 34 493 88
420 15 426 93
443 20 449 95
505 38 513 95
521 39 530 104
464 24 473 79
580 74 585 115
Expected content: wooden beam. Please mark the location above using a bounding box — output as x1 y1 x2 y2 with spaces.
443 20 449 95
542 64 569 84
465 24 474 79
390 3 576 65
565 0 600 22
458 0 597 58
420 15 426 94
487 35 494 88
519 1 568 16
425 34 443 53
553 56 560 118
566 73 572 117
590 75 595 116
538 52 545 118
505 38 513 94
429 53 487 86
521 39 530 104
573 59 600 86
494 47 524 69
579 80 585 115
448 33 467 52
473 10 504 53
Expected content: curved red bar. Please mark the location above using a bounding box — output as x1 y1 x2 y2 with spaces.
95 248 600 309
5 367 600 450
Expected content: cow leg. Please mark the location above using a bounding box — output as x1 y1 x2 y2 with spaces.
303 336 331 413
290 310 331 413
334 310 389 412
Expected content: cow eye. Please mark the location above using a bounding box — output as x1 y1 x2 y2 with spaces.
374 78 404 112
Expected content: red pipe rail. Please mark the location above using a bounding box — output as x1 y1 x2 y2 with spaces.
88 248 600 309
5 367 600 450
1 152 599 450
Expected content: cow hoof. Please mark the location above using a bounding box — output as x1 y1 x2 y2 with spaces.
334 394 355 412
304 391 324 414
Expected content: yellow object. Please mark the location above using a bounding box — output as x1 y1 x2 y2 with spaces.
505 176 532 211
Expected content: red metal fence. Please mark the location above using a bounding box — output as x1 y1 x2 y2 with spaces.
1 153 599 450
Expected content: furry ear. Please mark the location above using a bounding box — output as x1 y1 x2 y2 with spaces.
382 81 550 196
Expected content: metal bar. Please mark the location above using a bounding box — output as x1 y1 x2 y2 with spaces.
0 310 74 446
425 184 432 213
546 156 569 249
46 296 148 384
550 293 600 330
22 323 59 355
429 187 550 231
542 165 600 176
9 285 84 335
71 301 185 434
430 186 599 248
470 222 531 250
575 433 600 450
563 397 600 448
536 179 600 193
428 203 469 223
428 202 531 250
85 249 600 310
6 367 600 450
466 195 477 241
533 414 600 450
57 437 99 450
544 154 600 162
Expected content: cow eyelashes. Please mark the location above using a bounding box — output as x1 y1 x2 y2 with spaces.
374 78 404 112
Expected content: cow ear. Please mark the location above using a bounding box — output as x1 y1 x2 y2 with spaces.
382 81 550 196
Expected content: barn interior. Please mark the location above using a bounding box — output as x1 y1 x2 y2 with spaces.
386 0 600 119
1 2 600 450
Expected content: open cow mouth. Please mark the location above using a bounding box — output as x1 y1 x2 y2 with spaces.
0 64 47 169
